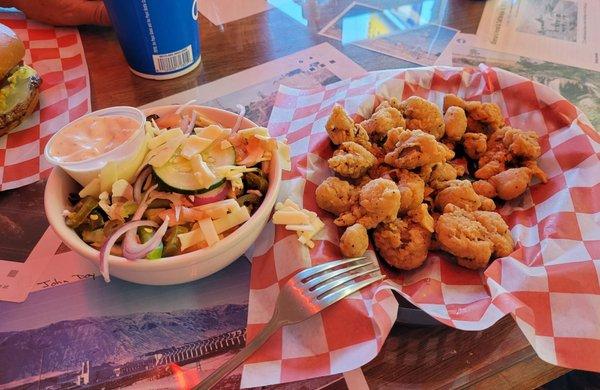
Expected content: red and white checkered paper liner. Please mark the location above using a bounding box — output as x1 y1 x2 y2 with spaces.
0 13 90 190
241 65 600 387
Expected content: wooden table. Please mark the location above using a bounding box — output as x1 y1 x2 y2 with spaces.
5 1 572 388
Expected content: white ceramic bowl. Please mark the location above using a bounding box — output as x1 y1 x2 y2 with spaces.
44 105 281 285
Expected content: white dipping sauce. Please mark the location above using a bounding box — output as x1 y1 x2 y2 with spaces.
50 115 140 162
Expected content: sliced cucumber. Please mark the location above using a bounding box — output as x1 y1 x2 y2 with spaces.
153 141 235 194
201 141 236 167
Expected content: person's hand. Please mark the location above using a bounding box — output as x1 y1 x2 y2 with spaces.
6 0 111 26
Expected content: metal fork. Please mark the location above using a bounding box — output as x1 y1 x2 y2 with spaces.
193 256 383 390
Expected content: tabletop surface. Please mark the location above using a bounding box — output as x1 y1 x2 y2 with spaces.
2 0 573 388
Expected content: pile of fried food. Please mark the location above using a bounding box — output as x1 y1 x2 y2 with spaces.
315 94 547 270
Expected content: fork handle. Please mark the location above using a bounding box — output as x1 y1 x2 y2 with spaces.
193 317 281 390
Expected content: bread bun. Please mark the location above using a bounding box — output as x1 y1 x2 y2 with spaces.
0 24 42 136
0 23 25 80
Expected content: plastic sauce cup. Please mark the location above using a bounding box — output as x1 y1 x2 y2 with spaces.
44 106 146 186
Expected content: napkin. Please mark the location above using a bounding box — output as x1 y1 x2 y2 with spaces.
0 12 90 190
241 65 600 387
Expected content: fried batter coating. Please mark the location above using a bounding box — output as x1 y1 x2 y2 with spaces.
435 204 514 269
368 160 393 179
328 141 376 179
444 106 467 142
475 127 546 182
326 104 370 145
475 160 505 180
479 197 497 212
443 94 466 112
475 128 510 180
524 159 548 183
385 169 425 214
335 178 401 229
399 96 445 139
407 203 435 233
448 158 468 177
383 127 405 153
434 180 495 212
315 177 358 216
503 127 541 160
359 178 402 226
339 223 369 258
464 101 505 131
384 130 454 170
353 175 372 188
473 180 497 199
373 218 431 270
420 162 458 189
488 167 533 200
361 107 405 142
463 133 487 160
444 94 504 132
466 116 487 133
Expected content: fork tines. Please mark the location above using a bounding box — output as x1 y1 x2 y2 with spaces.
296 257 384 304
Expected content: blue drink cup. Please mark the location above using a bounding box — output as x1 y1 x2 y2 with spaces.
103 0 201 80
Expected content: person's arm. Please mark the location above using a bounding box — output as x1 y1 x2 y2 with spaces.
0 0 110 26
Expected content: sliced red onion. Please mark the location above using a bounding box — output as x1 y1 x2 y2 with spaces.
99 220 159 282
175 99 197 115
179 115 190 134
180 110 197 136
232 104 246 133
122 216 170 260
187 111 197 135
193 183 229 206
143 174 153 191
132 184 158 221
133 166 153 203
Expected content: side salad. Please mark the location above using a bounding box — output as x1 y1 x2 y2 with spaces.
64 106 290 282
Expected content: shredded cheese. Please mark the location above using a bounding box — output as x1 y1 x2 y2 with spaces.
98 191 112 215
180 135 213 159
147 128 184 150
111 179 133 201
272 210 310 225
285 224 315 232
214 165 258 179
147 134 186 167
198 218 219 246
195 124 231 140
190 154 217 188
194 111 218 127
272 199 324 248
237 127 269 138
213 206 251 234
220 140 233 150
193 198 239 219
178 228 206 251
79 177 101 198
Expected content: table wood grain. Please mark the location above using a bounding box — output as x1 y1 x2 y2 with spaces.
5 1 572 388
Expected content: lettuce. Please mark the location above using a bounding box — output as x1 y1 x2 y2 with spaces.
0 65 37 113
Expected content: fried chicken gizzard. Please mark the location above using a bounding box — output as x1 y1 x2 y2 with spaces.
435 205 514 270
316 96 546 271
334 178 401 229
